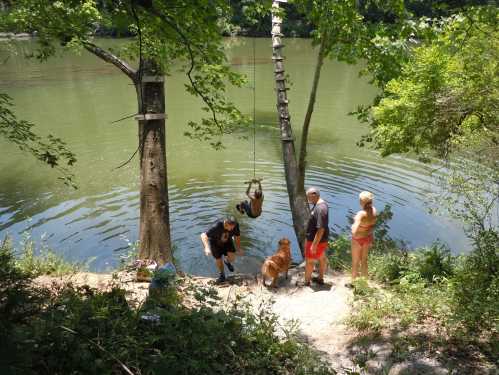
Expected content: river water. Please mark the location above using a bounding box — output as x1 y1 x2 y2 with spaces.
0 38 469 275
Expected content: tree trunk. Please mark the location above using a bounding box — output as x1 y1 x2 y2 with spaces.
297 37 327 188
136 60 172 264
271 1 310 257
82 44 172 265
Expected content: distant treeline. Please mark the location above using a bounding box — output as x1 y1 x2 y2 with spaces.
229 0 492 38
1 0 492 38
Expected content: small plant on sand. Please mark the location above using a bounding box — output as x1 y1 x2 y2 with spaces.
2 233 80 276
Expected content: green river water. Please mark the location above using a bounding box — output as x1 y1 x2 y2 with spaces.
0 37 469 275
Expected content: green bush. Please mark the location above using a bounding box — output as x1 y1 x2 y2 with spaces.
0 246 335 375
347 273 452 333
327 235 351 271
369 243 454 285
450 229 499 334
369 251 409 283
3 234 80 276
406 242 454 284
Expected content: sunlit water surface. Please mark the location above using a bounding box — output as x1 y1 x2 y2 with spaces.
0 38 469 275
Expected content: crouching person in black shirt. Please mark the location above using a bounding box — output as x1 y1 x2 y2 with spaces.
201 216 243 283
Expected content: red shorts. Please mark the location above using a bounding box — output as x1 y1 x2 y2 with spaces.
305 241 328 260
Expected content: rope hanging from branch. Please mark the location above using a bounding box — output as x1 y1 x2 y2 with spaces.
252 37 257 179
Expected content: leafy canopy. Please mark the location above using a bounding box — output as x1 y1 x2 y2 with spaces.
369 7 498 159
4 0 249 148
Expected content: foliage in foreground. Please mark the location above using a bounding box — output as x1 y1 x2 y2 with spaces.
0 247 334 375
345 231 498 362
326 203 498 365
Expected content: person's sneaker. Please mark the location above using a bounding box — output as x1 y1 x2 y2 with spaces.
313 277 325 285
216 273 226 284
296 280 311 287
224 260 235 272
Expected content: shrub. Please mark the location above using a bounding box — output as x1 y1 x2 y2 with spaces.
369 251 409 283
347 274 451 333
0 245 336 375
450 229 499 334
3 234 80 276
327 235 351 271
406 242 454 284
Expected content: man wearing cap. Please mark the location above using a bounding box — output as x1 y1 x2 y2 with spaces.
303 187 329 286
201 216 243 283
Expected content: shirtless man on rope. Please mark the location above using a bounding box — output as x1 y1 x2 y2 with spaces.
236 179 264 218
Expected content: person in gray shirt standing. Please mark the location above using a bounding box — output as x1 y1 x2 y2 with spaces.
302 187 329 286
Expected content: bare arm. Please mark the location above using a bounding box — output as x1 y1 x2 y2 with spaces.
200 233 211 255
234 236 242 255
246 182 252 199
312 228 325 247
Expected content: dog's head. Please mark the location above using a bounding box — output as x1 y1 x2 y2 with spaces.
278 237 291 254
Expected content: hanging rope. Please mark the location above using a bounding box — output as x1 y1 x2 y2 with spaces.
252 37 257 179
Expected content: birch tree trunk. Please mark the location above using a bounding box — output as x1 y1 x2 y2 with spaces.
271 1 310 257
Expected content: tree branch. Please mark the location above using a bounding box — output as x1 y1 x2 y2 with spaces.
82 41 137 83
145 6 223 132
297 36 327 187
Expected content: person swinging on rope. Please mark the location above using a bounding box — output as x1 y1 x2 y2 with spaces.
236 179 264 218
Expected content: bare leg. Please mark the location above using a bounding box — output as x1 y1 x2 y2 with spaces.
360 244 371 277
305 258 314 284
318 254 327 280
351 240 362 280
226 252 236 263
271 277 277 288
215 258 224 273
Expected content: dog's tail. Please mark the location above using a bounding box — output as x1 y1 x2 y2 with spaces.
261 259 278 275
261 260 270 276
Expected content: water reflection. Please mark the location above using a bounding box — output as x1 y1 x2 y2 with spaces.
0 38 469 275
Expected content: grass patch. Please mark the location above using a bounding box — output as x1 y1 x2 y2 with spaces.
345 234 498 372
2 234 81 276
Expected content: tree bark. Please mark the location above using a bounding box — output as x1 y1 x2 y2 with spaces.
84 43 172 265
271 1 310 257
136 60 172 264
297 37 327 188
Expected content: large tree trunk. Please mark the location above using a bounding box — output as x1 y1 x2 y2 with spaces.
271 1 310 257
297 37 327 188
82 44 172 265
136 60 172 264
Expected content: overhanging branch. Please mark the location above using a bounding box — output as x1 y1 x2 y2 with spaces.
145 6 223 132
82 41 137 82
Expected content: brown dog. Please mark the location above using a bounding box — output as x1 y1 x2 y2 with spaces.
261 238 292 288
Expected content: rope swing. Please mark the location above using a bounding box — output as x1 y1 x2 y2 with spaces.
246 37 262 185
252 36 257 180
237 38 264 219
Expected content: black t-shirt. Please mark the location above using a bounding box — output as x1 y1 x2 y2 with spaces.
206 220 240 248
306 200 329 243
